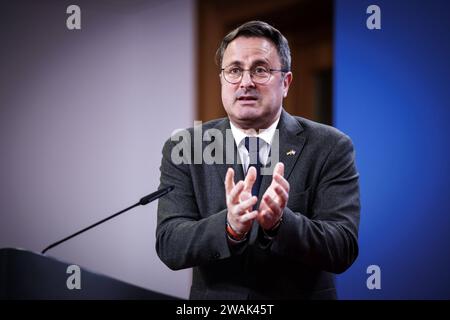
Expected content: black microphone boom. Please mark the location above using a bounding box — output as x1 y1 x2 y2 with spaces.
41 186 174 255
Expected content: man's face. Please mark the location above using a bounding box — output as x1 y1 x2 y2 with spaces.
220 36 292 130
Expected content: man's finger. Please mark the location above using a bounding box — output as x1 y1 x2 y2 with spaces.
233 196 257 215
274 185 289 208
274 173 290 193
263 194 280 215
239 210 258 223
228 180 244 205
224 167 235 195
273 162 285 177
244 166 257 193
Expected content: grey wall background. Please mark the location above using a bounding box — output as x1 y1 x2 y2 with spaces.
0 0 194 298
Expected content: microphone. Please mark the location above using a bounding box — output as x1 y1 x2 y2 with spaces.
41 186 174 254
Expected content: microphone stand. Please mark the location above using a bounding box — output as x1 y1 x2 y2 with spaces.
41 186 174 254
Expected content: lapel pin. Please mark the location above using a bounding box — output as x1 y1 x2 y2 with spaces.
286 149 296 156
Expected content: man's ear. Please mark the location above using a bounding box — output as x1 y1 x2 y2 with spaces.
282 72 293 98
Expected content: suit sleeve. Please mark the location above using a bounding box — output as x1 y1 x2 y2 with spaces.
269 134 360 274
155 138 237 270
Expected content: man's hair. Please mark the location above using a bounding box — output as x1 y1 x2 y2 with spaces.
216 20 291 71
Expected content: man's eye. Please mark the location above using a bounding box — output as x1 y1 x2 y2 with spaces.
228 68 242 75
254 67 268 74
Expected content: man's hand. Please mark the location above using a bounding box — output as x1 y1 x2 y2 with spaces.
225 167 258 235
257 162 290 230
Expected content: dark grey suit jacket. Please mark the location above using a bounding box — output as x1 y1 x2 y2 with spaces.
156 110 360 299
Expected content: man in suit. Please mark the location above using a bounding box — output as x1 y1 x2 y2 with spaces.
156 21 360 299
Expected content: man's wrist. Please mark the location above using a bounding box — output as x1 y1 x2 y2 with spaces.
262 216 283 239
226 221 248 241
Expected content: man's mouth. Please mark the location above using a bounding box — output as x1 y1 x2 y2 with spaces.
237 96 258 101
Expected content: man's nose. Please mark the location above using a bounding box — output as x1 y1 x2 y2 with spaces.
240 70 256 88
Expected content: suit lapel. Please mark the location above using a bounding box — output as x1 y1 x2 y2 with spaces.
277 110 306 180
258 109 305 199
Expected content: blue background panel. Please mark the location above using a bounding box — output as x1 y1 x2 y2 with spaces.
335 0 450 299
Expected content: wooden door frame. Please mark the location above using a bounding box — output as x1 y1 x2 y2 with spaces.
196 0 333 123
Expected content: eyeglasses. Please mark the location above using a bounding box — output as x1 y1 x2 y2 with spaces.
221 65 289 84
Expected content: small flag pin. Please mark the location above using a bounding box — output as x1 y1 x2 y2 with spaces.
287 149 296 156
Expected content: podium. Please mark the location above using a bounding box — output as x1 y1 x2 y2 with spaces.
0 248 178 299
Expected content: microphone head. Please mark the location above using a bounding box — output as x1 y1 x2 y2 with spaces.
139 186 174 205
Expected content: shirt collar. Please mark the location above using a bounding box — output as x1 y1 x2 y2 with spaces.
229 116 280 147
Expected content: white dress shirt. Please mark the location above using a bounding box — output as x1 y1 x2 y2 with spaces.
229 116 280 175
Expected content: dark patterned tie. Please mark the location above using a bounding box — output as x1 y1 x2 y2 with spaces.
244 136 263 198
